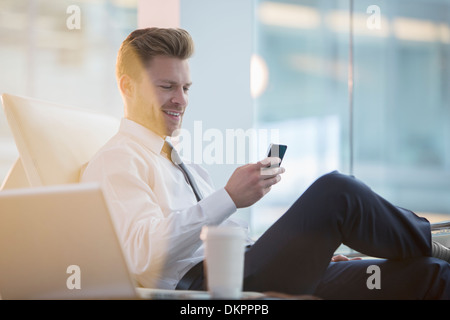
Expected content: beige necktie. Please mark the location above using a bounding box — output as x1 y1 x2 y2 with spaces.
162 141 203 202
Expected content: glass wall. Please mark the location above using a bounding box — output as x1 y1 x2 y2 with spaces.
0 0 137 182
252 0 450 236
352 0 450 218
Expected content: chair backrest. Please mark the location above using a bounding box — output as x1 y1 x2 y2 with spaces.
1 93 120 188
1 158 30 190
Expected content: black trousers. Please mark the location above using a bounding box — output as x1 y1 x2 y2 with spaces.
185 171 450 299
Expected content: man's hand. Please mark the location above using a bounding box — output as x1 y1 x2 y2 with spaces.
331 254 362 262
224 157 285 208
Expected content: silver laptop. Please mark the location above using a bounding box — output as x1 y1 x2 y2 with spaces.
0 183 143 300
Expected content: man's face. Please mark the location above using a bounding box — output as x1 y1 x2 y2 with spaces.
134 56 191 137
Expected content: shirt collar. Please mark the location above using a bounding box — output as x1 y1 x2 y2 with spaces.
119 118 166 155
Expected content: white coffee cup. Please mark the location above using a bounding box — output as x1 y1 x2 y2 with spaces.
200 226 246 299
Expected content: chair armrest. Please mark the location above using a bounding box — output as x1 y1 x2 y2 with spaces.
431 220 450 232
431 220 450 247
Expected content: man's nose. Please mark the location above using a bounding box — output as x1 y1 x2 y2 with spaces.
171 87 188 106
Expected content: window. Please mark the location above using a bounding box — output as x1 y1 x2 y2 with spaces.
0 0 137 182
252 0 450 237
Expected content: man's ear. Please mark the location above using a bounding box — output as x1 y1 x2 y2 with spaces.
119 74 136 99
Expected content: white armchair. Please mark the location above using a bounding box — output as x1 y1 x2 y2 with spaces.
0 93 120 189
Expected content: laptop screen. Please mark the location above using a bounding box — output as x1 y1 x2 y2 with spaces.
0 183 137 300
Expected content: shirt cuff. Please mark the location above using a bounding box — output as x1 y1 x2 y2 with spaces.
199 187 237 225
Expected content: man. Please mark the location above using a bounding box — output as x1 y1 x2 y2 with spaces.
82 27 450 299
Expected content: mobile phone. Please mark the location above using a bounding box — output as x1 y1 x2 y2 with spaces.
266 143 287 166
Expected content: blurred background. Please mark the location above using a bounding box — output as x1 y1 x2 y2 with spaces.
1 0 449 243
252 0 450 238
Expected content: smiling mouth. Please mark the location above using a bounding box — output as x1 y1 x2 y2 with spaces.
163 110 182 119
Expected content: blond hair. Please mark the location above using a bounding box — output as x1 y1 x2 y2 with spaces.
116 27 194 80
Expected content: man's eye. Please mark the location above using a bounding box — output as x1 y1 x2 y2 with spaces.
183 87 190 93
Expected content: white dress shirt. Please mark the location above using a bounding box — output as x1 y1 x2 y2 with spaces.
81 118 251 289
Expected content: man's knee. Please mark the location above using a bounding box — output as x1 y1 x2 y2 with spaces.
311 171 364 197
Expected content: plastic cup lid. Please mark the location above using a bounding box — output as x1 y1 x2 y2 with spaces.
200 225 246 240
